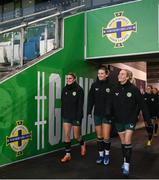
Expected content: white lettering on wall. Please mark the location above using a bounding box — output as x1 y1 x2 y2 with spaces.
49 73 61 145
87 78 95 134
35 71 47 150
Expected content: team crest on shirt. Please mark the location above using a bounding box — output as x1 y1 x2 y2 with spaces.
127 92 132 97
129 124 134 128
151 98 154 102
72 91 76 96
106 88 110 93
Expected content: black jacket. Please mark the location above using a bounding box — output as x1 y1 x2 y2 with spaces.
61 82 84 122
87 78 113 118
143 93 159 118
112 81 150 124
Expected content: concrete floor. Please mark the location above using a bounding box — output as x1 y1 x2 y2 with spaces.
0 128 159 179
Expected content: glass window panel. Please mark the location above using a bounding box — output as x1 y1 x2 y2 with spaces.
0 5 2 21
22 0 35 16
3 2 14 21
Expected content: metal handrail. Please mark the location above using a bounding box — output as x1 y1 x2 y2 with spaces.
0 5 85 35
28 5 85 26
0 24 26 35
0 7 57 26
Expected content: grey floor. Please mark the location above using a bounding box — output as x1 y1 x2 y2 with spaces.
0 128 159 179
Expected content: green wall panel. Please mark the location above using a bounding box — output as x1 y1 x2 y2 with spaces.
0 13 97 166
86 0 159 58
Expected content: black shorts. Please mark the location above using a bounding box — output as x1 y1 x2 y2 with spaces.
94 116 112 126
63 118 81 126
115 122 136 133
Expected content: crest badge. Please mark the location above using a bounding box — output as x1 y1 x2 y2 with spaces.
106 88 110 93
72 91 76 96
127 92 132 97
6 121 32 156
102 11 137 48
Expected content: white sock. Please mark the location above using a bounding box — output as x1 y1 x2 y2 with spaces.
66 152 71 157
99 151 104 157
124 162 129 171
105 150 109 155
